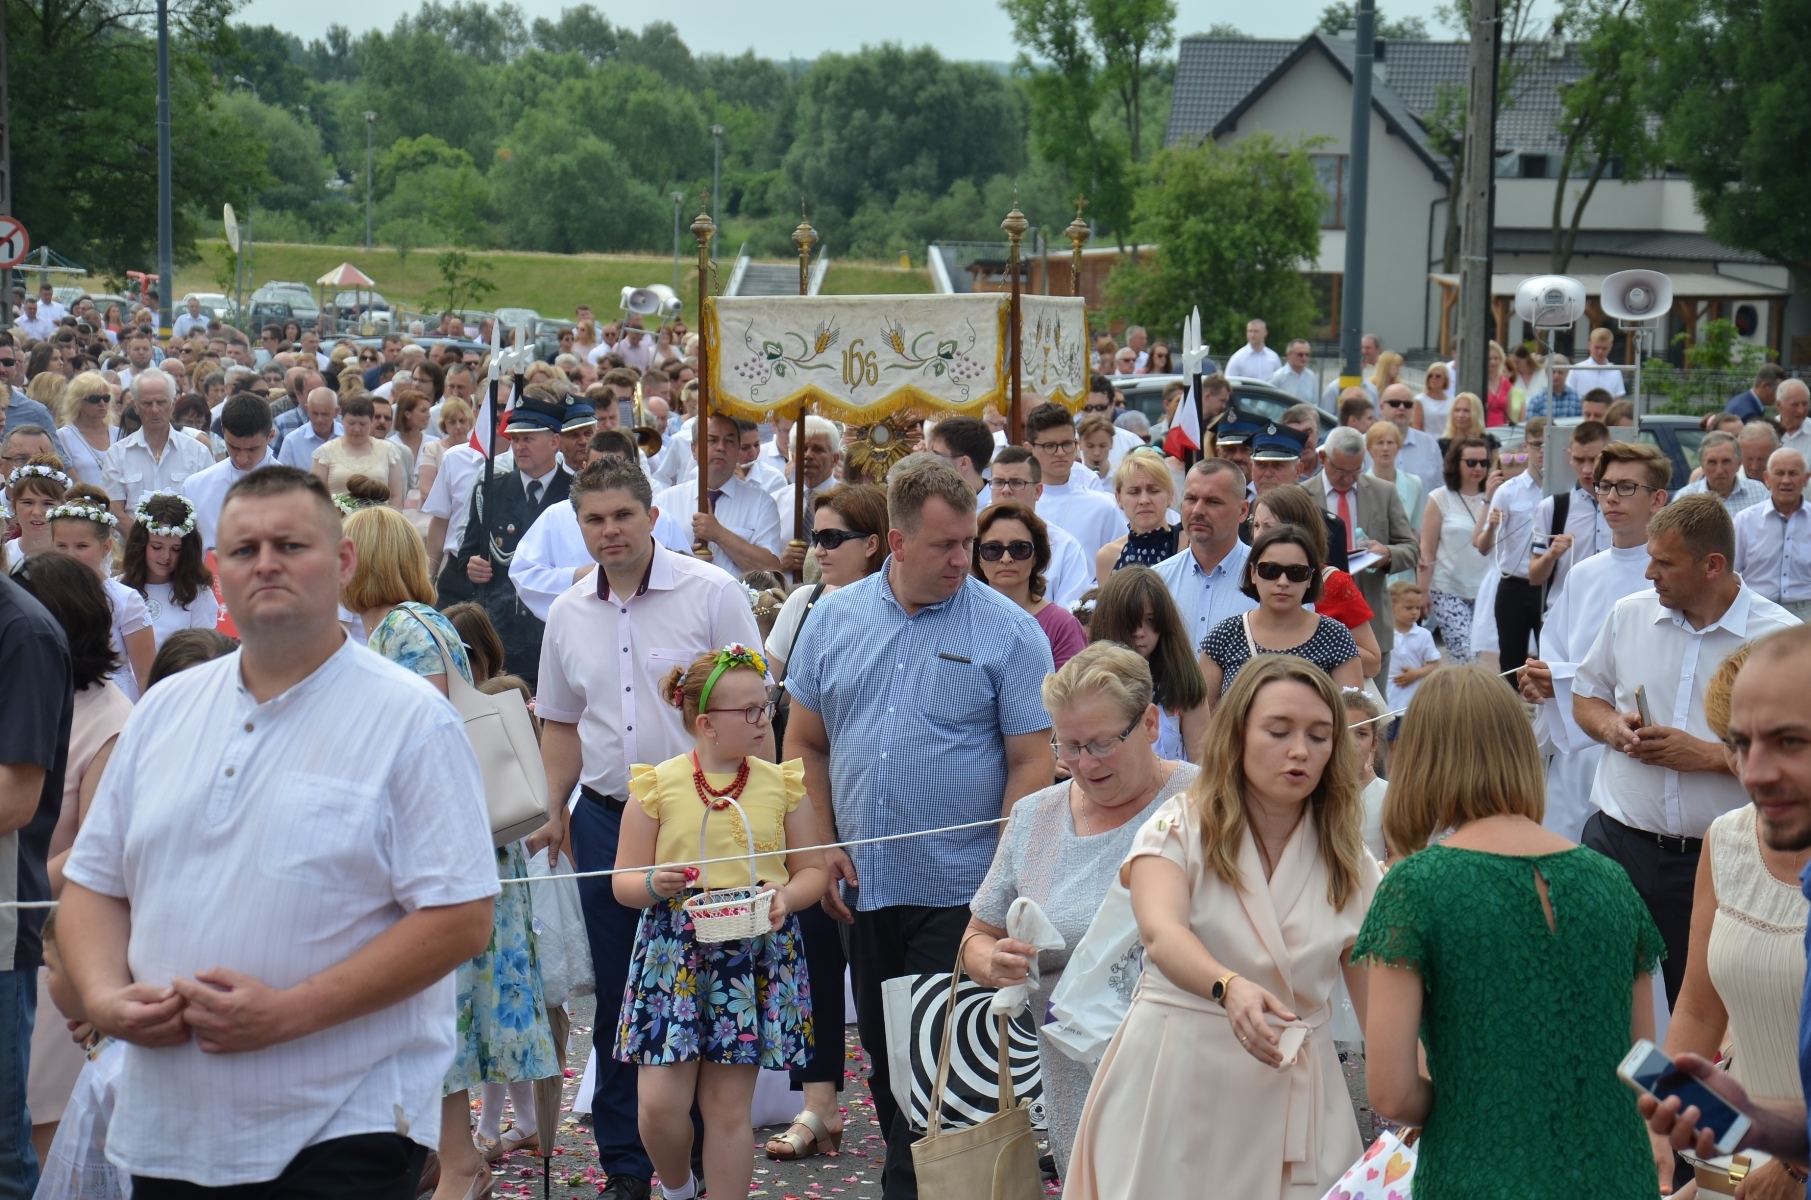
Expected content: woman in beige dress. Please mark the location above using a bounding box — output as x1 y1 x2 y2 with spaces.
1066 654 1380 1200
312 393 405 507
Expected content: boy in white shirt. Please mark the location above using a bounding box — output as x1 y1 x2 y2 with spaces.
1385 580 1439 721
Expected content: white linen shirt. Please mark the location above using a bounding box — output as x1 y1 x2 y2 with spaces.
508 498 694 621
1675 475 1769 517
182 447 278 550
1573 584 1800 838
1734 501 1811 604
1267 364 1320 406
1152 540 1257 650
651 474 782 579
1486 472 1543 579
1782 424 1811 461
535 541 761 798
1224 344 1282 381
101 428 216 514
61 638 498 1185
1567 361 1626 399
1035 479 1123 566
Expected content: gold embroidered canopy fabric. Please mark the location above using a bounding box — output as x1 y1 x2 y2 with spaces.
704 294 1089 422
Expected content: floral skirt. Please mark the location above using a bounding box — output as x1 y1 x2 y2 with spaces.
612 891 813 1069
446 840 560 1093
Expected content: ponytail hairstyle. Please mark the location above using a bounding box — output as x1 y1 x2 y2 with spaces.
122 491 211 606
663 643 769 735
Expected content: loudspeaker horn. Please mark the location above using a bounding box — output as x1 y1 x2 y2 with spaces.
621 283 681 318
1513 275 1587 329
1601 270 1673 323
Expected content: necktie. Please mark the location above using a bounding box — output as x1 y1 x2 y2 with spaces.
707 489 724 509
1336 488 1355 551
527 479 543 508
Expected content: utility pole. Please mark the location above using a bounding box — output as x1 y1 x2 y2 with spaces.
156 0 173 336
364 112 377 251
0 0 12 329
1456 0 1501 399
710 125 724 264
1337 0 1376 390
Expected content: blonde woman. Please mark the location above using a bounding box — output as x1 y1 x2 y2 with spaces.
1416 361 1453 433
1365 420 1422 534
1438 391 1497 456
28 368 67 421
1097 450 1182 578
56 371 117 488
1357 666 1662 1200
1067 655 1379 1199
1369 350 1403 398
417 396 474 503
1483 340 1512 427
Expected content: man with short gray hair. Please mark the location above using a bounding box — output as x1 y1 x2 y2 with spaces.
1674 431 1768 516
1268 337 1319 406
1739 420 1780 482
785 452 1054 1200
1734 446 1811 621
1776 377 1810 460
102 370 213 530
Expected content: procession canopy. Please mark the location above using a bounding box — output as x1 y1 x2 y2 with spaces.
705 293 1090 424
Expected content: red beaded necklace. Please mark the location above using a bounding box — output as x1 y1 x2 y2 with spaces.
691 751 750 810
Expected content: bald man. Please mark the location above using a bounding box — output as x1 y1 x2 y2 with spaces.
276 388 342 470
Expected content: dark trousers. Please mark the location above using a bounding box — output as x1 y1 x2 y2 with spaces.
133 1134 427 1200
790 902 848 1090
1583 811 1699 1006
572 789 655 1181
1494 575 1545 676
851 904 973 1200
0 968 36 1200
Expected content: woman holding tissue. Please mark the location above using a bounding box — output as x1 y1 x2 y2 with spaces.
961 642 1196 1182
1066 655 1380 1200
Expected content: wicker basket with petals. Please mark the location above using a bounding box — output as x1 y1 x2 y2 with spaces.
681 796 773 943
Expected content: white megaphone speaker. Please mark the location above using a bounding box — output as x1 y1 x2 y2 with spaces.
1600 270 1673 323
1514 275 1587 330
621 284 682 319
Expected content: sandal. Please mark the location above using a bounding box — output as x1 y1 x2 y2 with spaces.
765 1110 843 1161
484 1125 540 1163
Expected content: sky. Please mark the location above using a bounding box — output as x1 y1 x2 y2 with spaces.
234 0 1465 62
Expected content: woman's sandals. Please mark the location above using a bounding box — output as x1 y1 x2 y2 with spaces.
764 1110 843 1161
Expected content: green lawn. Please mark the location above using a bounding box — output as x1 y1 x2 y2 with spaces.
175 242 933 320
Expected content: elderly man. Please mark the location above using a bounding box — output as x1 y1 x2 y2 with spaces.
13 296 53 341
171 296 209 340
276 388 342 470
1248 422 1308 498
1776 378 1811 459
1153 458 1256 646
1733 446 1811 620
1 424 57 475
651 413 783 576
1124 324 1148 371
101 371 214 530
1524 356 1581 419
1267 338 1319 406
776 414 845 576
1223 317 1282 381
1674 430 1768 516
1378 383 1443 499
785 454 1054 1200
1739 420 1780 482
1304 424 1418 678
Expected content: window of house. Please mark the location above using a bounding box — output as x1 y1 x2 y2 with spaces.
1310 154 1347 229
1307 273 1342 342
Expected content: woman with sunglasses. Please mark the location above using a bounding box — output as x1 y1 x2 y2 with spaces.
56 372 117 488
1198 523 1363 704
1417 436 1493 664
1142 341 1174 375
973 500 1088 669
1248 485 1382 679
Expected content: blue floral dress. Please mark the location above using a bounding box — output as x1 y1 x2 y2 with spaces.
368 602 560 1091
612 755 814 1069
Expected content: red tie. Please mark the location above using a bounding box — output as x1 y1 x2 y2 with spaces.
1337 488 1354 550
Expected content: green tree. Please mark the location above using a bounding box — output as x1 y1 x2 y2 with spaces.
427 249 498 314
1646 0 1811 281
1313 3 1431 38
489 112 666 252
1107 134 1323 348
1087 0 1177 163
378 163 493 246
529 4 617 62
376 134 476 197
1547 0 1658 271
220 92 329 212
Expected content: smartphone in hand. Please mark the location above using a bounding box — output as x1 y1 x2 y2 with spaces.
1635 684 1654 728
1617 1040 1752 1154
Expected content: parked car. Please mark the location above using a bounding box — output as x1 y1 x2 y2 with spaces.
1110 373 1337 440
494 307 542 335
1637 414 1706 492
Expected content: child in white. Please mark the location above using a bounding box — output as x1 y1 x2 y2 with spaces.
1386 580 1439 718
34 913 130 1200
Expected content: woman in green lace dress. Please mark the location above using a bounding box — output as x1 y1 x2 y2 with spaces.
1355 666 1666 1200
346 507 558 1200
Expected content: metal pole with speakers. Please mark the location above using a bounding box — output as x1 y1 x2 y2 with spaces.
1600 270 1674 418
1514 275 1586 496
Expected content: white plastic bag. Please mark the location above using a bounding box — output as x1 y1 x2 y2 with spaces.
1042 877 1143 1067
990 896 1065 1017
526 848 593 1008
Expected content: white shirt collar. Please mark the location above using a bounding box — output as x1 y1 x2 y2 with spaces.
1657 583 1756 637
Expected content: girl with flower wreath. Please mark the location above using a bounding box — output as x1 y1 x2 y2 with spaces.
5 454 71 573
48 484 155 700
120 491 218 648
613 644 825 1200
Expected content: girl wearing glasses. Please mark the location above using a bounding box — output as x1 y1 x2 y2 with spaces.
616 645 826 1200
973 500 1088 669
1198 524 1363 704
1417 436 1494 664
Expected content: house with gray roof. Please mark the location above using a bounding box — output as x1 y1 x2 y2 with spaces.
1167 31 1799 366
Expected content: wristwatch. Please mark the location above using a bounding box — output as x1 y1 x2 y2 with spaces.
1212 972 1240 1004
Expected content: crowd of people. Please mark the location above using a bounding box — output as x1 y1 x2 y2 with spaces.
2 296 1810 1200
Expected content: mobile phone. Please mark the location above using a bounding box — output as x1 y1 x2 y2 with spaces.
1635 685 1654 728
1617 1040 1752 1154
618 399 636 429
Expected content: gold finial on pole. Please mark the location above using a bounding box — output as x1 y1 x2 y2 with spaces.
792 201 818 298
789 201 817 583
1065 195 1091 299
691 194 716 561
1002 193 1029 446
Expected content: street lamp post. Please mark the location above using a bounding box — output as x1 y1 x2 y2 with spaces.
671 190 685 294
364 111 377 251
710 124 724 263
156 0 172 335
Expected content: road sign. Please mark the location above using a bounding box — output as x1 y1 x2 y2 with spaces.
0 218 29 270
223 204 240 253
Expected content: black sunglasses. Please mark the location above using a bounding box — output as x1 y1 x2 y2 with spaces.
1254 561 1314 583
812 527 868 549
978 540 1035 562
1462 457 1491 468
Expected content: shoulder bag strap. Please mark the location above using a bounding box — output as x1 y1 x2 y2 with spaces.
1242 610 1258 660
403 605 479 706
1550 490 1570 537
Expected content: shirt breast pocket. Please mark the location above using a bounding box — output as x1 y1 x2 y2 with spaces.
646 646 697 692
922 655 994 728
262 773 383 886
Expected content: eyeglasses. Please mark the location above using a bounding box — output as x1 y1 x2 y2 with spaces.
1254 560 1314 583
978 540 1035 562
1502 452 1528 464
1383 399 1414 409
1593 479 1659 498
1050 715 1141 762
1032 438 1077 455
705 702 776 725
812 527 868 549
358 354 378 363
991 477 1035 493
1461 458 1490 468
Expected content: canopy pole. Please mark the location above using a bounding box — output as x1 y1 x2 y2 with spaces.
790 206 817 586
692 198 716 561
1002 197 1028 445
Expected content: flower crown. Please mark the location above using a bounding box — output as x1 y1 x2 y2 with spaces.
46 502 118 529
7 463 72 490
745 584 784 619
333 492 386 516
132 490 198 538
682 642 769 712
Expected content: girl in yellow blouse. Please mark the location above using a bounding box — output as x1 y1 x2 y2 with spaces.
612 644 825 1200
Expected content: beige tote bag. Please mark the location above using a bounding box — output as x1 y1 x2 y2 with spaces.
909 955 1043 1200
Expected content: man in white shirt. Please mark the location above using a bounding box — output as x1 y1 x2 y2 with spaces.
102 371 215 531
529 458 759 1200
1531 421 1615 603
1675 431 1769 516
1318 334 1382 412
1223 318 1282 381
116 329 158 389
1076 376 1146 467
735 419 788 494
276 387 342 470
58 466 497 1192
774 415 844 577
1572 492 1801 1003
1734 446 1811 621
1522 440 1671 840
1152 458 1256 646
985 448 1093 604
171 296 209 340
1477 419 1547 675
182 394 278 550
1566 327 1626 399
1776 378 1811 460
652 413 783 576
1124 325 1148 373
1267 338 1319 406
35 284 66 324
13 296 53 341
1024 402 1122 564
615 322 654 372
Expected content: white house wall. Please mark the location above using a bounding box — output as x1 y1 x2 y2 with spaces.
1494 177 1706 233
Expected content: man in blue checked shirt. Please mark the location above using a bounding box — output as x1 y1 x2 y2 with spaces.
786 454 1055 1200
